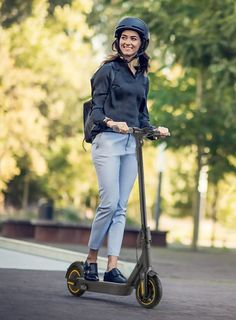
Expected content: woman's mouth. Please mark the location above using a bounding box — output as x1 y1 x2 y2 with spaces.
122 46 133 50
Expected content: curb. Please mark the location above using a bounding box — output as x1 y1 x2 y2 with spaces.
0 237 135 276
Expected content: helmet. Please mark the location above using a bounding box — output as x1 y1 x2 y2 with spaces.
114 17 150 52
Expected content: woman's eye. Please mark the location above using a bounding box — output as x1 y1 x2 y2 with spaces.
121 36 138 41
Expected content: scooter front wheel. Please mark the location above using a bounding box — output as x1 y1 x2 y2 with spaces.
136 275 162 309
66 262 85 297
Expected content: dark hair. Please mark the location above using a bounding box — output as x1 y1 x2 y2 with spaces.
102 39 150 73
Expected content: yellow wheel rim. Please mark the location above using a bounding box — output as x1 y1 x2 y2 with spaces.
67 269 81 294
137 278 156 306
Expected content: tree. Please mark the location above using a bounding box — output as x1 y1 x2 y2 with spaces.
141 0 236 248
0 0 96 211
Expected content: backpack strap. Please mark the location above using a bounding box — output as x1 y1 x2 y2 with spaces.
82 61 118 151
109 61 116 88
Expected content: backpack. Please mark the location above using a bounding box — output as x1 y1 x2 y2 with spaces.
83 99 94 144
83 62 116 145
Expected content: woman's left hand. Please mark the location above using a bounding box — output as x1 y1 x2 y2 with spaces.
156 126 170 137
108 121 130 133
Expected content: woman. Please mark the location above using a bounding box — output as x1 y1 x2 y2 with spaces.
84 17 169 283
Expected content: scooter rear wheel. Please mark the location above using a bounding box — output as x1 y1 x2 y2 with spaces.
136 275 162 309
66 262 85 297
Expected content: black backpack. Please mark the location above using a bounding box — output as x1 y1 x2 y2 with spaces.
83 62 116 145
83 99 94 144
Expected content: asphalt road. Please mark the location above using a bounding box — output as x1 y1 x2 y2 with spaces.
0 247 236 320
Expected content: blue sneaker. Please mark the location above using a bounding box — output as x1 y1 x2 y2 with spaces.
103 268 127 283
84 261 99 281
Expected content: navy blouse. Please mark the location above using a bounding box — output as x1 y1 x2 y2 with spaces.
90 57 151 137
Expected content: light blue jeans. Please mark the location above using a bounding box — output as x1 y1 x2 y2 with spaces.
88 132 137 256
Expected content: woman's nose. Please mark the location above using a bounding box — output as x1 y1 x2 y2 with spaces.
124 38 131 45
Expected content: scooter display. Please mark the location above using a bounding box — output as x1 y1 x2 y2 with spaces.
65 127 167 309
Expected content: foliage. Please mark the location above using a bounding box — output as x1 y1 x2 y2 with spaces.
0 0 96 211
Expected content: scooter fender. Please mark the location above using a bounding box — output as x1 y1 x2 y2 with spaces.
65 261 84 279
147 270 158 278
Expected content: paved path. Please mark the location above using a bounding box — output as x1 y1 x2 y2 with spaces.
0 238 236 320
0 248 69 270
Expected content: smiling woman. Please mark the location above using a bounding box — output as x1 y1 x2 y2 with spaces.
82 16 170 283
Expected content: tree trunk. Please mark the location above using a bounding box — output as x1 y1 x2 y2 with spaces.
210 183 219 247
192 149 202 250
192 68 204 251
22 174 30 212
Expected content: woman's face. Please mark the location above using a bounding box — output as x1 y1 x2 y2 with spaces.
119 30 142 60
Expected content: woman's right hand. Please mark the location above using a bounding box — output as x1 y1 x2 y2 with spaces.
107 121 129 133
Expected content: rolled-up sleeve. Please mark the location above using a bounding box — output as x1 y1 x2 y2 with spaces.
91 64 112 124
139 77 152 128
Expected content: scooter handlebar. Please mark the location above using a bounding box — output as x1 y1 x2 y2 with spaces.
113 126 170 139
128 127 170 140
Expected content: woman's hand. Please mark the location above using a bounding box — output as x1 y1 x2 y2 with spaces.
156 126 170 137
107 121 129 133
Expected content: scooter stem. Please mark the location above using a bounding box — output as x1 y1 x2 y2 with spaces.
135 134 148 232
134 133 153 299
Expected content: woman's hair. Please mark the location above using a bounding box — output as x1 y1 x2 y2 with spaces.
102 39 150 73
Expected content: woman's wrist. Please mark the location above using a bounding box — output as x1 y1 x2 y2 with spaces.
106 120 114 128
103 117 113 127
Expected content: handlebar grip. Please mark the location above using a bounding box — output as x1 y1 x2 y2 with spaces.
127 127 134 134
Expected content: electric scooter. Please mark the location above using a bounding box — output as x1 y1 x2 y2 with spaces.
65 127 167 309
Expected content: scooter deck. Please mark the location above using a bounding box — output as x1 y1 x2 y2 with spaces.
73 277 134 296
